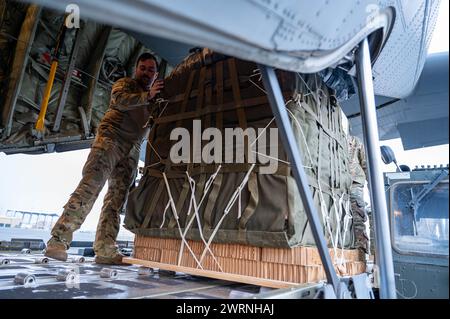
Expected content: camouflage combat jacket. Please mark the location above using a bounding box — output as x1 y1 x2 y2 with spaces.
97 77 156 146
348 135 368 185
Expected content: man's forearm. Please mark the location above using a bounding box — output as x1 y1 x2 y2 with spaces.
112 91 150 111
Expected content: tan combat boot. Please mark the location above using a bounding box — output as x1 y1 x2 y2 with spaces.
44 238 68 261
95 252 129 265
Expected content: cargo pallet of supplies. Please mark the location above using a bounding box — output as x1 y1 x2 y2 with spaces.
123 49 365 286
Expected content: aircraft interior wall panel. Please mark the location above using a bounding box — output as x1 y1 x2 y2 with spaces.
16 0 441 100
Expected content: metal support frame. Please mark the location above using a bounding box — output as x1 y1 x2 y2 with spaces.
81 26 112 127
355 38 396 299
77 106 90 138
258 64 340 297
348 274 375 299
52 25 83 132
1 5 41 137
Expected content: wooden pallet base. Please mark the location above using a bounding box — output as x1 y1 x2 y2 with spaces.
122 257 301 289
131 235 366 285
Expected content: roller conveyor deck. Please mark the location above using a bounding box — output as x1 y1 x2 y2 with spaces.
0 252 265 299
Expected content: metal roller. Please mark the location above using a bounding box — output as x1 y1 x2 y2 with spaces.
0 258 10 265
34 257 49 264
21 248 31 254
69 256 85 263
158 269 177 276
14 272 36 286
99 268 118 279
137 266 153 276
56 269 78 283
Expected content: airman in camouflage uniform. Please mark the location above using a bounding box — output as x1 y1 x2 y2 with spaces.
45 53 164 264
348 135 370 255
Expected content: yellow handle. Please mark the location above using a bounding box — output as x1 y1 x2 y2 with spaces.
35 61 58 131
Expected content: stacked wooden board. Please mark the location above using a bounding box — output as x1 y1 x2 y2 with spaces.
133 235 366 284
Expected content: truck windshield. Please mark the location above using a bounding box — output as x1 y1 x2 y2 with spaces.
391 181 449 256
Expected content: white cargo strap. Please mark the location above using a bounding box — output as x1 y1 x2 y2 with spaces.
328 150 343 264
252 151 291 166
224 163 256 217
176 165 223 270
203 165 222 198
297 73 319 103
162 172 203 269
248 78 267 95
339 193 353 264
155 98 170 117
331 191 346 266
185 171 224 272
198 164 256 265
343 195 352 241
286 107 314 168
181 165 222 234
148 142 162 162
159 200 171 228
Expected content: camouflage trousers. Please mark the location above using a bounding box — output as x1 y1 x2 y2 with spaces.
350 184 369 254
49 135 140 257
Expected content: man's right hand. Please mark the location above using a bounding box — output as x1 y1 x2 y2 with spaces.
148 79 164 101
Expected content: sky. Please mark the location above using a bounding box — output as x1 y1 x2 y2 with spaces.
0 2 448 235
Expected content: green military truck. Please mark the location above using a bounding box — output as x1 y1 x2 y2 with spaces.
379 147 448 298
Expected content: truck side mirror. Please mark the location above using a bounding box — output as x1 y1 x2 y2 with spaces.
380 145 403 172
380 145 396 164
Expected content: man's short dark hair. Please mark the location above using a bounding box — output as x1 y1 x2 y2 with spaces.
136 52 158 68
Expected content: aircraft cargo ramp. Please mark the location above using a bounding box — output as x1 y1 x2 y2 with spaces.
0 251 316 299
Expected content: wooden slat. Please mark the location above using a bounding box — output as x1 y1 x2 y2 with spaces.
123 257 301 289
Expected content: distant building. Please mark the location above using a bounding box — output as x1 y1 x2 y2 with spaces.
2 210 58 230
0 210 134 250
0 216 21 228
